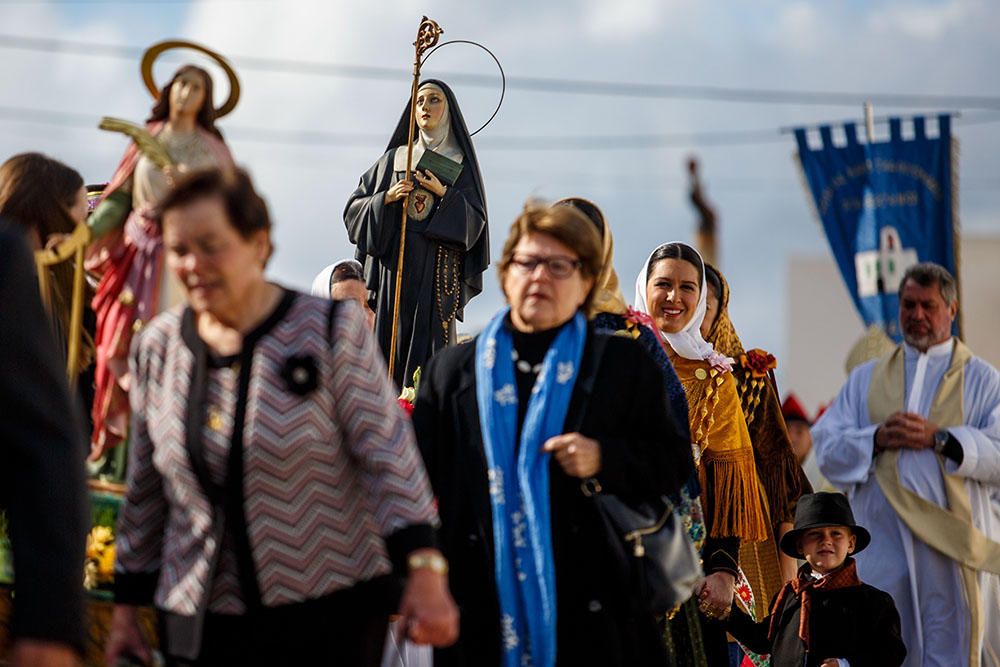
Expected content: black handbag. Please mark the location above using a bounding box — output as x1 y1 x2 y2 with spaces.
583 478 703 614
569 333 703 616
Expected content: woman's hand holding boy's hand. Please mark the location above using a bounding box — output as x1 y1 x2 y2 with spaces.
698 571 735 620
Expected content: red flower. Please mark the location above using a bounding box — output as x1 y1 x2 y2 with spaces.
397 397 414 416
740 348 777 378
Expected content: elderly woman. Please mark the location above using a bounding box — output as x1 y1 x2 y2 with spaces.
88 64 235 458
635 242 770 667
413 202 694 666
104 169 457 667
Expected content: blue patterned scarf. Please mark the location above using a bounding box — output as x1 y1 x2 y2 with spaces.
475 308 586 667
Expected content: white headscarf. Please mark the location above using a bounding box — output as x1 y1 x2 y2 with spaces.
392 82 465 172
310 258 361 299
633 242 732 368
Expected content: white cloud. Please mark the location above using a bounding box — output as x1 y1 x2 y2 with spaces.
867 0 971 41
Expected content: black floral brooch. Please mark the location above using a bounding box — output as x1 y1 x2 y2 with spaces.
281 354 319 396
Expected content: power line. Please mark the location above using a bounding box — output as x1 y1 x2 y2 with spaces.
2 33 1000 110
2 104 998 151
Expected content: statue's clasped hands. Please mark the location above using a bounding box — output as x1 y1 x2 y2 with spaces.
385 170 448 206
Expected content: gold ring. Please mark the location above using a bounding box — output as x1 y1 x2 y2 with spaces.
140 39 241 118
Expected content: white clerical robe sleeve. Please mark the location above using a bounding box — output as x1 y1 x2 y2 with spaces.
946 358 1000 485
812 363 878 488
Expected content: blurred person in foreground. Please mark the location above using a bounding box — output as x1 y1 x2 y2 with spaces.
813 262 1000 666
0 221 88 666
104 168 456 666
311 258 376 329
413 202 694 666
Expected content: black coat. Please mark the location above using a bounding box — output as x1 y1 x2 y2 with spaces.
727 576 906 667
0 224 88 653
412 325 695 666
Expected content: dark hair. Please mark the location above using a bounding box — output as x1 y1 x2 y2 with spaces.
331 260 364 285
554 197 605 239
498 201 604 312
147 65 224 140
899 262 958 306
645 242 704 285
703 263 723 304
0 153 83 240
154 167 273 260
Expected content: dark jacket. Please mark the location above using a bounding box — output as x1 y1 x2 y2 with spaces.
727 571 906 667
412 325 695 666
0 224 88 653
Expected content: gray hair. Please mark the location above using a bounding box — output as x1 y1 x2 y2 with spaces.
899 262 958 305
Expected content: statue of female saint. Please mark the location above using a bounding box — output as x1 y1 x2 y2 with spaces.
87 61 235 458
344 80 489 388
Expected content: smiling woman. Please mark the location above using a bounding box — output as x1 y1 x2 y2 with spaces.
634 241 770 667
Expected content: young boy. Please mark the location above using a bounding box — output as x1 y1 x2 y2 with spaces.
726 492 906 667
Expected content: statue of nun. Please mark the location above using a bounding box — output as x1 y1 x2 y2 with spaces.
344 80 488 388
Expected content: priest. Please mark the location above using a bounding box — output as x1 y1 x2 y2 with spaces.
813 262 1000 667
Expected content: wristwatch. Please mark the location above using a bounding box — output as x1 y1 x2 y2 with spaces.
933 429 950 455
407 551 449 575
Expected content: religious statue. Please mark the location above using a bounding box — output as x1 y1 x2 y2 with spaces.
344 79 489 387
87 41 238 458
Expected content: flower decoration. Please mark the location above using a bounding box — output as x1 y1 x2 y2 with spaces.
397 397 415 416
740 348 777 378
396 366 422 417
281 354 319 396
84 525 116 590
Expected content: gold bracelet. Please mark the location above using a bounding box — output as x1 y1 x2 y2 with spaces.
407 552 449 575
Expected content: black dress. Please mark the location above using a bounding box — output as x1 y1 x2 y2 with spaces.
412 319 695 666
344 79 489 388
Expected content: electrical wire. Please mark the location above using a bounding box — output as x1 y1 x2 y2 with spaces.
2 33 1000 110
1 104 998 151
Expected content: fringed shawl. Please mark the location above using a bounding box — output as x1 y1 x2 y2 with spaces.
703 265 806 526
671 354 769 542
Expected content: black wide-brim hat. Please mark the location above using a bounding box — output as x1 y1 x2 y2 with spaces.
779 492 872 559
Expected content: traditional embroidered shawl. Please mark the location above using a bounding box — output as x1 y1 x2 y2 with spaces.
475 309 586 667
704 264 806 618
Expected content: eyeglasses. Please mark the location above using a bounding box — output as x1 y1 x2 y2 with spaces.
509 254 582 280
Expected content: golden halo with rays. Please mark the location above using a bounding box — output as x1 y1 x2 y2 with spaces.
140 39 241 118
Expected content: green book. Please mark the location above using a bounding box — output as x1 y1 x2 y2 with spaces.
415 149 464 187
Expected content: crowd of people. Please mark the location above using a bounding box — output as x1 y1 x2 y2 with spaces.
0 67 998 667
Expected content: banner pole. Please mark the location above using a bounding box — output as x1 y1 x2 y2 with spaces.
864 101 875 143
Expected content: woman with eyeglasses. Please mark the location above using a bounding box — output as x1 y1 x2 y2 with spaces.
412 202 694 667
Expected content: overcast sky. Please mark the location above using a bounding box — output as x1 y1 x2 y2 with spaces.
2 0 997 389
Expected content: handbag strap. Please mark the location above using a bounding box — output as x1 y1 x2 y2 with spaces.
567 331 609 496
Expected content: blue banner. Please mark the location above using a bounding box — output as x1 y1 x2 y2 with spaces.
795 115 956 340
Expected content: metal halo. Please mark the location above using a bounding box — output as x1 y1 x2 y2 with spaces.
421 39 505 136
141 39 241 118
